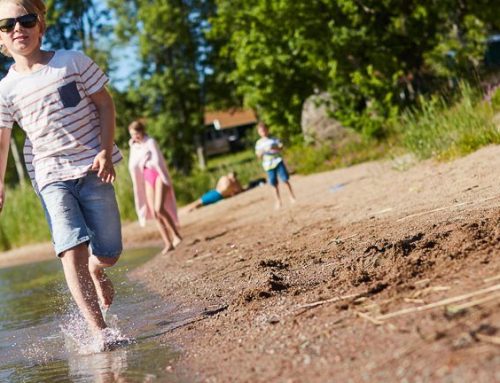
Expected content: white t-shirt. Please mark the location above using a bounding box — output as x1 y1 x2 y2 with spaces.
0 50 121 192
255 136 283 171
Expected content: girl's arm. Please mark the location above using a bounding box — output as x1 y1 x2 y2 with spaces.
89 87 116 183
0 128 12 212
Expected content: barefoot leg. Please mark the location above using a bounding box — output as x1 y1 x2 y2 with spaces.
60 244 107 333
88 255 118 309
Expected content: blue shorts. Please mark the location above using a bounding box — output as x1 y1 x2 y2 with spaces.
266 161 289 187
39 172 122 257
200 189 224 205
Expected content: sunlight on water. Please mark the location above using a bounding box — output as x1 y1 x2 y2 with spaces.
0 247 189 383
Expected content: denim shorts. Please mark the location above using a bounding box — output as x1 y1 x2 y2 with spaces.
266 161 289 187
39 172 122 257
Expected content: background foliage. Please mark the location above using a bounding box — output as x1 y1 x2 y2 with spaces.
1 0 500 250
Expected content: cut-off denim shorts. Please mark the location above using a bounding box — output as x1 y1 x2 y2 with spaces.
39 172 122 257
266 161 290 187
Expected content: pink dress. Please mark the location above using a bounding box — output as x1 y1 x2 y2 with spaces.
128 135 179 227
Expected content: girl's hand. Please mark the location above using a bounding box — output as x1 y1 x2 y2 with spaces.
92 150 116 183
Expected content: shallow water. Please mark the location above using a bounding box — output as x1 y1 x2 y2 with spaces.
0 248 189 383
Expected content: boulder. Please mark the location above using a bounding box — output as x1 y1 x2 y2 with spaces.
301 93 347 144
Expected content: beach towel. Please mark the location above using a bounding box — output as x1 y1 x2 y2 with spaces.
128 135 179 227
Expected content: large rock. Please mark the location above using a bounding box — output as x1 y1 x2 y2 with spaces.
301 93 347 144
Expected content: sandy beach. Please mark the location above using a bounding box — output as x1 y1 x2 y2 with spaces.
3 145 499 382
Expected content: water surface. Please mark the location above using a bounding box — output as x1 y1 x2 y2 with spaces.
0 247 190 383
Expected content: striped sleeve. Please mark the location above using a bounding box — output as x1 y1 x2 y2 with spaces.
0 94 14 129
74 52 108 95
23 138 39 192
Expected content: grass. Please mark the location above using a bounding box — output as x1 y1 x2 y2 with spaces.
0 183 49 250
401 83 500 160
286 136 389 175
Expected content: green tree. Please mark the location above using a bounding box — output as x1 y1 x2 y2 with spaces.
109 0 214 172
209 0 500 138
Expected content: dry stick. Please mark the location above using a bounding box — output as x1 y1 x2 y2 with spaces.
186 252 214 263
396 195 499 222
297 293 359 310
447 292 500 313
327 233 359 246
411 285 450 298
376 283 500 321
397 202 468 222
475 333 500 346
484 274 500 283
356 311 384 325
404 298 425 304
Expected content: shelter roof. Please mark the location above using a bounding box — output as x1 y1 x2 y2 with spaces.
204 108 257 130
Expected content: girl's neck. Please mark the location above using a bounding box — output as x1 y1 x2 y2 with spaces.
12 50 54 74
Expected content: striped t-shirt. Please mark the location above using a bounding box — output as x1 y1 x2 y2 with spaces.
0 50 122 192
255 136 283 171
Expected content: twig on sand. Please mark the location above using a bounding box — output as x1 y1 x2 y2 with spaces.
396 196 498 222
297 293 359 310
411 285 450 298
327 233 359 246
186 252 214 263
376 283 500 321
404 298 425 304
475 333 500 346
446 292 500 314
484 274 500 283
356 311 384 325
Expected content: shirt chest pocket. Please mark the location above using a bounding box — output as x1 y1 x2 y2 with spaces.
58 81 82 108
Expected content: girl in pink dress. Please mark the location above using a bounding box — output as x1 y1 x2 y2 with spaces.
128 120 181 253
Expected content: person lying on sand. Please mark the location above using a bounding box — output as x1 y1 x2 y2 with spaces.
184 172 244 212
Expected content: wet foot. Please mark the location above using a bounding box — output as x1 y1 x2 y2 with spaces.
95 327 132 352
91 269 115 310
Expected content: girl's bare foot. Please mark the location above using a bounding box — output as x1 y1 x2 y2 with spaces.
172 236 182 248
90 268 115 310
161 245 175 255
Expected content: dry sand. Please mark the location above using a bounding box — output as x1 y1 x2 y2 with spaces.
3 145 500 382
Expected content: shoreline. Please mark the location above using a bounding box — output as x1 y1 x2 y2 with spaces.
2 145 499 381
130 145 500 382
0 220 162 269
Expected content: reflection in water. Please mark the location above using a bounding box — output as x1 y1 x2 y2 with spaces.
66 340 175 383
0 247 187 383
68 346 129 383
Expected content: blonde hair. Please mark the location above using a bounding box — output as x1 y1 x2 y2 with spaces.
0 0 47 57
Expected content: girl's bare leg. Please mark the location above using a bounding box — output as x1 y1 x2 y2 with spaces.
145 181 173 252
60 243 107 333
155 179 182 248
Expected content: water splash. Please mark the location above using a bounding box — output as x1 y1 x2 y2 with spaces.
21 336 54 365
60 306 133 355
